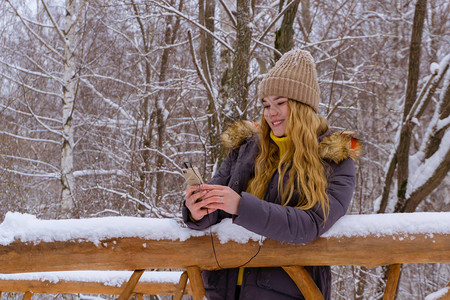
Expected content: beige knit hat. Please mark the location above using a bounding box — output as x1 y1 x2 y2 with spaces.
259 49 320 112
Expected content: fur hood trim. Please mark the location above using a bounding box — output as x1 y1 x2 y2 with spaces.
318 131 362 163
221 121 260 150
221 121 362 163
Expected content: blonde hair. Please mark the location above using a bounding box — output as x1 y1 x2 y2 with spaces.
247 100 330 217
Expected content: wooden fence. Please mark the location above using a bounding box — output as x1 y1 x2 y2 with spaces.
0 214 449 299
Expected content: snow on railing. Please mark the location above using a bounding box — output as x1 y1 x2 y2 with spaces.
0 211 449 300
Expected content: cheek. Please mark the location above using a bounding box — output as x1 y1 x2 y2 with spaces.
283 106 290 118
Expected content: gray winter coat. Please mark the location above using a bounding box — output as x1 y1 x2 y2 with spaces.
182 122 359 299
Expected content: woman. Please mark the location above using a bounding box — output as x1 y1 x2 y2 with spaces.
183 49 360 299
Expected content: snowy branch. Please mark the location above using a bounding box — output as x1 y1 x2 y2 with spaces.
153 0 234 52
73 169 127 178
5 0 64 60
80 79 136 123
0 131 59 144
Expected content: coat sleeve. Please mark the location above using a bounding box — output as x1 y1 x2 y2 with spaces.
182 148 238 230
232 158 356 244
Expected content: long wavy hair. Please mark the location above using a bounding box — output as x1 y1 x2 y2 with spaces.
247 100 330 217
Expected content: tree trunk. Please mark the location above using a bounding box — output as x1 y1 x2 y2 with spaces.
60 0 79 213
298 0 311 43
393 0 427 212
199 0 216 81
131 0 153 212
229 0 252 122
155 1 183 205
199 0 223 170
275 0 300 60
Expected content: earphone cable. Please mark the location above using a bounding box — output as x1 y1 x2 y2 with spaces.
206 208 262 270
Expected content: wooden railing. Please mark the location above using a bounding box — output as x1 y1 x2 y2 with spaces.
0 271 192 299
0 213 449 299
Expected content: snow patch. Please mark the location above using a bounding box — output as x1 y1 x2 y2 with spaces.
429 62 439 75
322 212 450 238
425 286 449 300
1 211 449 246
0 212 204 246
0 271 183 286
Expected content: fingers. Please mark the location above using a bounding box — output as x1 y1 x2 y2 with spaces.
185 185 202 198
184 184 241 217
198 184 226 190
185 190 206 207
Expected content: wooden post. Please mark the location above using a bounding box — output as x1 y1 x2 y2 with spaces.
383 264 402 300
174 271 189 300
135 293 143 300
282 266 324 300
23 291 33 300
186 266 206 300
117 269 145 300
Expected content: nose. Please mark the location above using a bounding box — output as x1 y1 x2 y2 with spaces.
267 105 281 116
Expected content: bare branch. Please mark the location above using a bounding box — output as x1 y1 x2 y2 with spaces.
40 0 67 44
0 131 59 144
5 0 64 60
250 0 299 56
154 0 234 52
218 0 237 28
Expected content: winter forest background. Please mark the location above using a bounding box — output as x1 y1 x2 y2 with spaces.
0 0 448 299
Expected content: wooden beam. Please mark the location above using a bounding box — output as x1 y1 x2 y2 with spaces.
0 279 192 295
186 267 206 300
174 271 189 300
383 264 402 300
0 234 448 273
117 270 145 300
283 266 324 300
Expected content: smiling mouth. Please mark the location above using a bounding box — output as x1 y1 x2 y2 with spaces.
272 121 283 126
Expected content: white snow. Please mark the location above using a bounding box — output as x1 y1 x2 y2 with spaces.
0 271 183 286
406 129 450 197
429 62 440 75
0 211 449 289
322 212 450 238
1 211 449 247
425 286 449 300
0 212 203 246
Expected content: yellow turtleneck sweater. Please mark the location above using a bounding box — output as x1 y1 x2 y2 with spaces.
270 131 290 158
237 131 290 286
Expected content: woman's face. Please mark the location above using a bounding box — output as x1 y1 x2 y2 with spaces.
262 96 290 137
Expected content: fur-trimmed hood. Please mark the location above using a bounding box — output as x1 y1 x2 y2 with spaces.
221 121 362 164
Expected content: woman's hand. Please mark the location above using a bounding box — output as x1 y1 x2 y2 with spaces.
184 184 241 221
184 185 210 221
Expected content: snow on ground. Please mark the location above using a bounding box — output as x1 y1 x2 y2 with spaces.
0 271 183 286
425 286 450 300
0 211 449 247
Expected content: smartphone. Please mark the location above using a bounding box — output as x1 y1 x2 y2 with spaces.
182 162 204 186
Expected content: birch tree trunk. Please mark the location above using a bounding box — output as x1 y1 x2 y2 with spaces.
60 0 79 212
